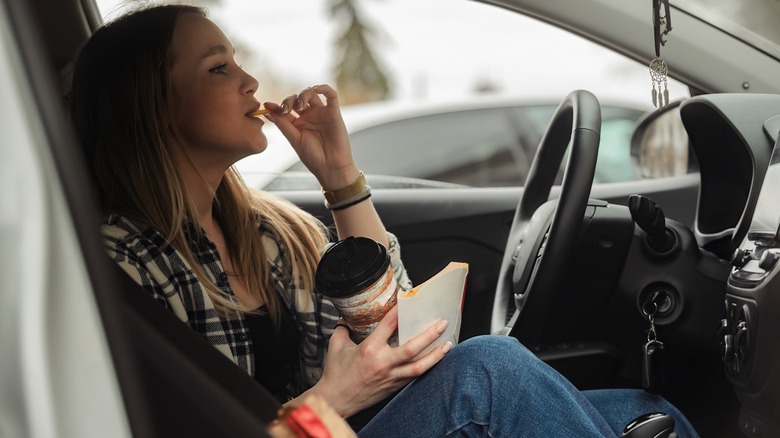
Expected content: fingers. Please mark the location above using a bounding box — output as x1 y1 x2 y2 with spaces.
367 306 450 361
271 84 336 115
367 305 399 343
300 86 326 109
365 307 452 376
312 84 339 105
262 101 281 113
393 318 449 361
260 101 292 127
334 320 351 332
274 85 329 116
404 319 449 354
279 93 303 114
328 319 354 349
384 320 452 379
394 340 452 378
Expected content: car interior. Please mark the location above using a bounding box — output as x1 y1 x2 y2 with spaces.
8 0 780 436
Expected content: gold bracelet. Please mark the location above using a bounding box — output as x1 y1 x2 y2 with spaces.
322 171 366 204
325 186 372 211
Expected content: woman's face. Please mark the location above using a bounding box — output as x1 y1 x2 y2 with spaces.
169 13 267 170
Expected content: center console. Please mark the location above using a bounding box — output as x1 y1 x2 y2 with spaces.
723 135 780 436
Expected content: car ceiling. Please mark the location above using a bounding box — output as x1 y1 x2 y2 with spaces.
483 0 780 95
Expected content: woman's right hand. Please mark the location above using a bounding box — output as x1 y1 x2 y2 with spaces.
309 306 452 418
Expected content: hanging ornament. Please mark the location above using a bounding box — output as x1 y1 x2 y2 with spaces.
649 57 669 109
650 0 672 108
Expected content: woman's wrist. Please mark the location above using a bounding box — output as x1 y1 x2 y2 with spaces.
304 380 354 418
322 169 372 211
322 171 364 203
318 166 361 193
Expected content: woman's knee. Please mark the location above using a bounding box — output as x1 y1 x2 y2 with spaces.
445 335 536 371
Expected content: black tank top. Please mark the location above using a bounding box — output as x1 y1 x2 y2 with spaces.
244 305 300 402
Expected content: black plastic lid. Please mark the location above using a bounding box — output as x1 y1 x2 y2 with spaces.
315 236 390 298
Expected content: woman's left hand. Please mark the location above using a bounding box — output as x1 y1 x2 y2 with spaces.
263 84 359 190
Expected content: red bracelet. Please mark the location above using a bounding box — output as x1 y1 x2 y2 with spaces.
283 404 332 438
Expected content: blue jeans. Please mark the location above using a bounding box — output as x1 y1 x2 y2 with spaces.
359 336 698 437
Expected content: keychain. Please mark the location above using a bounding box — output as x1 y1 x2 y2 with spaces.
642 296 666 393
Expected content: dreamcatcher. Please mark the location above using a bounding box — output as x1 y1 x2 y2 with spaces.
650 0 672 108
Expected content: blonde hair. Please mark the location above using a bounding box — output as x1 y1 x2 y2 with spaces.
69 4 327 322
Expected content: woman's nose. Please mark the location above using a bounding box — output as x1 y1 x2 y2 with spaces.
243 71 259 95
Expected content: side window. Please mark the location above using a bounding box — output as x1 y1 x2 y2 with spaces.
287 103 674 188
596 106 647 183
346 103 652 187
348 109 535 187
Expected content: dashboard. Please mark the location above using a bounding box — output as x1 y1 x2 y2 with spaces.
679 94 780 436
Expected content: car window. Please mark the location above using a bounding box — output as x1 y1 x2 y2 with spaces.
97 0 692 189
597 107 647 183
351 108 527 187
291 107 535 187
291 104 646 187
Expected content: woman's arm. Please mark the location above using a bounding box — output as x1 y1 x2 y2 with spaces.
330 193 389 247
266 85 449 416
262 84 389 247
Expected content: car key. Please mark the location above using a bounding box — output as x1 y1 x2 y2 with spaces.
643 337 665 393
642 301 666 393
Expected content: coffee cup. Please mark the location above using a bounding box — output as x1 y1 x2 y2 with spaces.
315 236 398 342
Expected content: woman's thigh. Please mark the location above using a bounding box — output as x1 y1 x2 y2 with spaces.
359 336 615 438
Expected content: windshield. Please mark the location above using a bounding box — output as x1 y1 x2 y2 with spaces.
674 0 780 59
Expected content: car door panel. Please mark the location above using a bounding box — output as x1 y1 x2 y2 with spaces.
279 174 699 340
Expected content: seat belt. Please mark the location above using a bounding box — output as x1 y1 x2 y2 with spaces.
112 260 281 437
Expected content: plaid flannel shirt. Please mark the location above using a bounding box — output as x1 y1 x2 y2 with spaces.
101 213 411 396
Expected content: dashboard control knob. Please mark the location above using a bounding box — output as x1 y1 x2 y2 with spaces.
758 251 779 271
734 321 748 362
730 248 750 268
717 318 729 338
721 334 734 362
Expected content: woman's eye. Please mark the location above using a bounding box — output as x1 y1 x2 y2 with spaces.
209 63 228 74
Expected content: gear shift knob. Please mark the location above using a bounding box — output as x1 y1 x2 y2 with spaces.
621 412 677 438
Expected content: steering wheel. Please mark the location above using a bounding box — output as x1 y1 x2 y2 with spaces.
490 90 601 346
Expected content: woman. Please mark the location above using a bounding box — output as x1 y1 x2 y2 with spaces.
69 4 697 437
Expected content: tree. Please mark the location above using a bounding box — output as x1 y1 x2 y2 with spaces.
327 0 391 104
123 0 390 103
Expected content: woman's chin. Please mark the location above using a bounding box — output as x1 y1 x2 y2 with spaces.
246 140 269 155
254 142 269 154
